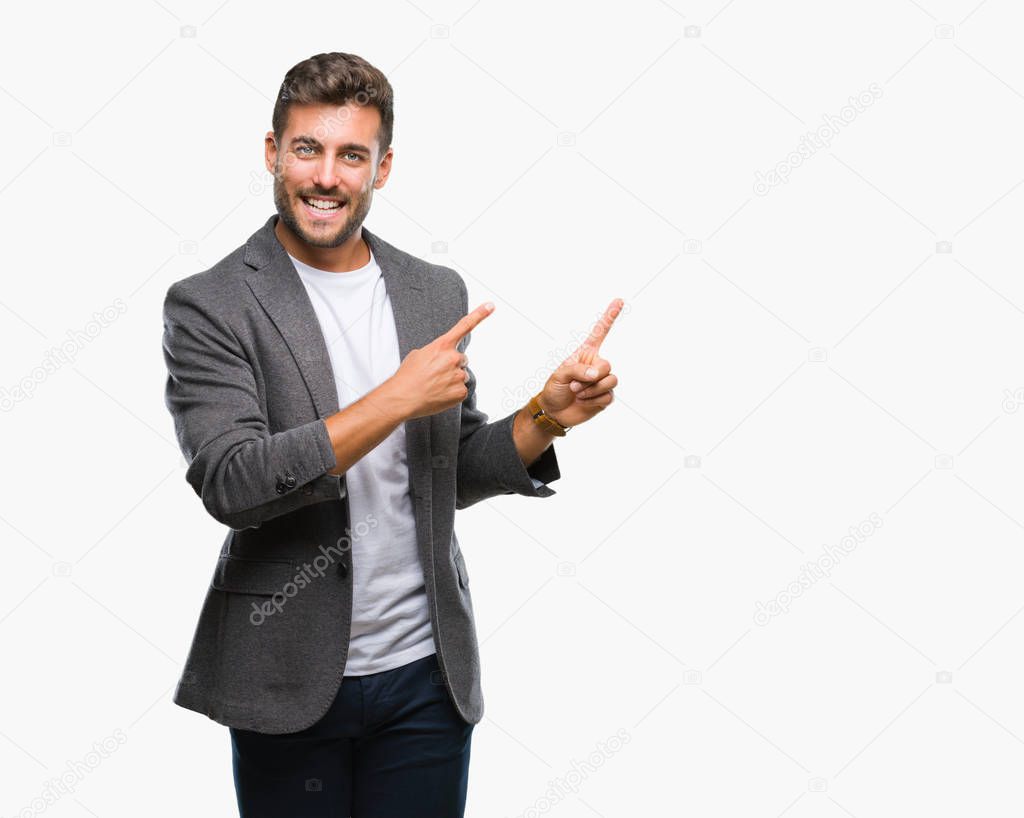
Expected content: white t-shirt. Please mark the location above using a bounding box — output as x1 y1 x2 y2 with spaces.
290 246 436 676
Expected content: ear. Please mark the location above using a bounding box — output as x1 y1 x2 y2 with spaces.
374 147 394 189
264 131 277 176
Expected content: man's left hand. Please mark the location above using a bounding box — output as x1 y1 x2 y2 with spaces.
537 298 624 429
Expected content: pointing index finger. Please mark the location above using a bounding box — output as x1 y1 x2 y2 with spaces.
441 301 495 346
586 298 624 350
571 298 624 364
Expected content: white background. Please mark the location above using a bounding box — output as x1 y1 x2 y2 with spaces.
2 0 1024 816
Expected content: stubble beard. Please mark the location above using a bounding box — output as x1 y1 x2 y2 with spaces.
273 164 374 249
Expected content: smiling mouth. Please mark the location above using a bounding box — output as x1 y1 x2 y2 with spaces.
301 196 347 219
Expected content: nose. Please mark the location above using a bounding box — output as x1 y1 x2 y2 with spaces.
313 155 341 190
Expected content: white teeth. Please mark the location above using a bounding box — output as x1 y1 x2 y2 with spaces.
305 198 342 210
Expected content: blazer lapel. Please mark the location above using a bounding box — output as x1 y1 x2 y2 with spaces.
362 226 436 509
242 214 435 504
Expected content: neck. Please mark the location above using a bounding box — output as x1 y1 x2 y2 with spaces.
274 217 370 272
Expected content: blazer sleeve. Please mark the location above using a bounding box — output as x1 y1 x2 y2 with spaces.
451 275 561 510
162 281 345 531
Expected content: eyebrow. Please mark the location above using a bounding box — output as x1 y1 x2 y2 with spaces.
289 135 371 155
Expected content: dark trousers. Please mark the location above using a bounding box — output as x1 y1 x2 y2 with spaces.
229 652 474 817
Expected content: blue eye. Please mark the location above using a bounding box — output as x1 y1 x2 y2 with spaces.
294 146 361 160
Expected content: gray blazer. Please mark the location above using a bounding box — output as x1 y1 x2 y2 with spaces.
162 214 561 733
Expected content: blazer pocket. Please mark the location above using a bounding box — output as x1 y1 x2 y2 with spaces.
212 555 296 596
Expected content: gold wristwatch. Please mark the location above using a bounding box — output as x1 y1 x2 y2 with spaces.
528 393 570 436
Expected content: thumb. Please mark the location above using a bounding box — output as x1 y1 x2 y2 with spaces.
553 357 603 385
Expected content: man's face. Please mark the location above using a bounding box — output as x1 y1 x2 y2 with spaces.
266 102 392 248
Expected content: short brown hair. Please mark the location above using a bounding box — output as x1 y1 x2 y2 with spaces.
272 52 394 156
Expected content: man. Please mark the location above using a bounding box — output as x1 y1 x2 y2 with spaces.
162 52 622 817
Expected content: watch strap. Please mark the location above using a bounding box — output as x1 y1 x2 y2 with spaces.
528 393 570 436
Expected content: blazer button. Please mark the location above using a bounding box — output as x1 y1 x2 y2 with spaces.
337 560 349 578
275 481 287 494
284 473 297 489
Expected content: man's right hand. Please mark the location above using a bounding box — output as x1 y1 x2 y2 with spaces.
383 301 495 421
